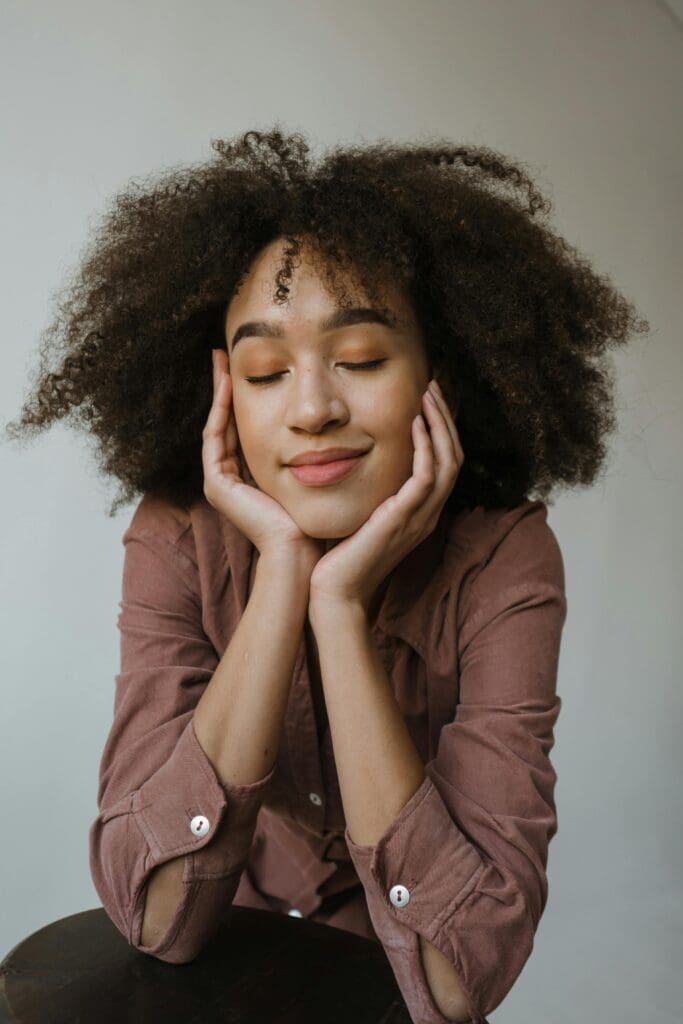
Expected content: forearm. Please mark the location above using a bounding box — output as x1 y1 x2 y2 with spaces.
141 548 311 949
193 547 312 787
309 598 471 1022
309 600 424 844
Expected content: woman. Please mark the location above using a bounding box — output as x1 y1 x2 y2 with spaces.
6 127 649 1023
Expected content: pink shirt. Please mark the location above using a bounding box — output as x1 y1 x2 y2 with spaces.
89 492 567 1024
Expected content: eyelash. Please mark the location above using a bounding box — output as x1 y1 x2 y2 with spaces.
245 359 387 386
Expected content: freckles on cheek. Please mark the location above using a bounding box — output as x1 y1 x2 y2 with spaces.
367 380 417 425
378 390 419 436
232 391 258 436
231 410 258 463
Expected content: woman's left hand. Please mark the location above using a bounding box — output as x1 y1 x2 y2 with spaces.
308 378 465 616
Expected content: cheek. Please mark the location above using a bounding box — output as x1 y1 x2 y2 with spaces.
365 379 420 434
232 397 270 463
364 385 421 481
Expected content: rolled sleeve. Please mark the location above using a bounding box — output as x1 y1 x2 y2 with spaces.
346 774 488 1024
345 503 567 1023
130 715 273 877
345 773 483 938
88 513 274 963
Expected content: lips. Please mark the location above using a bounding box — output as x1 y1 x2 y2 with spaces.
287 447 369 466
287 451 368 486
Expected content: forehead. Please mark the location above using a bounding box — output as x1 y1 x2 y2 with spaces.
225 237 416 335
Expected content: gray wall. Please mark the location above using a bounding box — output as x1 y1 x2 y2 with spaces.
1 1 680 1020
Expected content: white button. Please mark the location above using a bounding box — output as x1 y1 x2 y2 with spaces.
288 908 303 917
308 792 322 806
190 814 210 837
389 884 410 908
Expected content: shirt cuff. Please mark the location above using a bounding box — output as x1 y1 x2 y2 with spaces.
344 769 484 935
380 929 491 1024
344 769 487 1023
132 716 276 882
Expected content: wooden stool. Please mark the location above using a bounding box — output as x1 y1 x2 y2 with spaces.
0 906 412 1022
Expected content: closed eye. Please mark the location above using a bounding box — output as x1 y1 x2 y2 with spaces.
245 359 387 386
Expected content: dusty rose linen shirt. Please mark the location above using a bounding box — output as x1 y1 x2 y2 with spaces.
88 491 567 1024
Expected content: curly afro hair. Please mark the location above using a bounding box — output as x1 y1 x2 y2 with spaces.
4 123 649 518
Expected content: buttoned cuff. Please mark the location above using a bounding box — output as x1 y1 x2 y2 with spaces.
344 768 484 939
344 769 489 1024
132 717 275 881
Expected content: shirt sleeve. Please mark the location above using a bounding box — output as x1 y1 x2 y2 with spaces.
88 517 275 964
344 503 567 1023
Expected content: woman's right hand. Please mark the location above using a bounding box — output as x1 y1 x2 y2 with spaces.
203 348 324 566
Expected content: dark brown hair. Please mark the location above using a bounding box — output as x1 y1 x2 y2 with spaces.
4 123 650 517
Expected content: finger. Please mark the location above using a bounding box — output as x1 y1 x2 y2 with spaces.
415 395 456 512
215 347 230 380
425 383 455 445
422 388 461 488
427 383 465 465
213 349 240 454
212 348 226 395
223 375 239 457
432 381 464 463
391 412 437 521
203 366 238 478
202 370 228 467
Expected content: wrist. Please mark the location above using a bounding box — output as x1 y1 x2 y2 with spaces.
257 542 319 583
308 591 368 630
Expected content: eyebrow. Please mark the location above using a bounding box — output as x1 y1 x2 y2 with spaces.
229 306 401 352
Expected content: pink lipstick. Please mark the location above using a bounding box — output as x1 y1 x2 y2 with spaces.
288 453 367 486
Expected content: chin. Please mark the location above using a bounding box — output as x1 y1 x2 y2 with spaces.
290 516 359 541
285 500 373 541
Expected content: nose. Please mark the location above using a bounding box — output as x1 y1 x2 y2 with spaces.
284 366 350 434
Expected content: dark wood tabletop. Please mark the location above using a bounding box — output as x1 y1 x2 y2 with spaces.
0 906 413 1023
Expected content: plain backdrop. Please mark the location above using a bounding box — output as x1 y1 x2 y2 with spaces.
1 2 681 1021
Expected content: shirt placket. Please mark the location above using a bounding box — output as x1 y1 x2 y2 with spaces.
284 630 328 837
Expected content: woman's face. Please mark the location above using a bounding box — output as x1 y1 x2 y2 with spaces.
223 237 432 544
